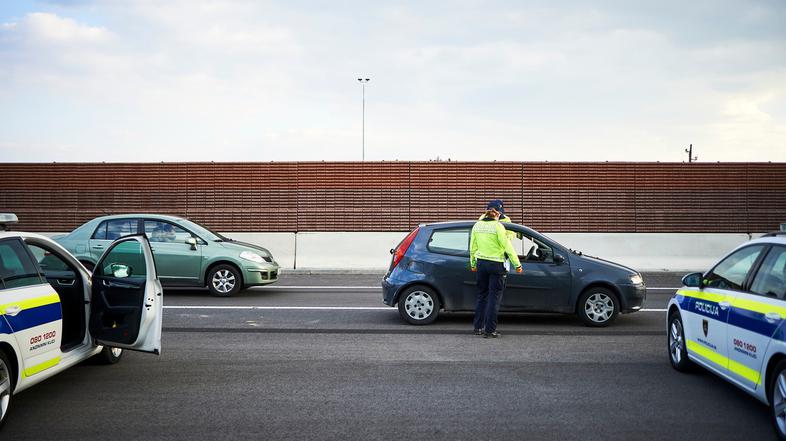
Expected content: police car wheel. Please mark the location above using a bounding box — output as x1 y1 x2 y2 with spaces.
0 351 14 428
667 312 693 372
577 288 618 327
96 346 123 365
207 264 241 297
768 359 786 440
398 286 440 325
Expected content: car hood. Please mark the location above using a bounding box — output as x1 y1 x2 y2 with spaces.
574 253 639 275
218 240 274 259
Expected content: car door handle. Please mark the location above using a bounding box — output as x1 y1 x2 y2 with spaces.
92 244 104 249
718 301 731 310
4 305 21 316
766 312 783 323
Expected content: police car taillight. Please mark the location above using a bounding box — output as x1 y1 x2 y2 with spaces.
391 227 420 270
0 213 18 231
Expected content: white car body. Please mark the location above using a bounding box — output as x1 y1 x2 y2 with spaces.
0 231 163 426
668 235 786 406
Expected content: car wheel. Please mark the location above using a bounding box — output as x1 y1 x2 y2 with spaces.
667 311 693 372
207 264 242 297
0 351 14 429
769 360 786 441
397 286 440 325
577 287 619 327
95 346 123 365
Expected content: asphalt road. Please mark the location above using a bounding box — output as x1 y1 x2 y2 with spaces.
4 272 777 440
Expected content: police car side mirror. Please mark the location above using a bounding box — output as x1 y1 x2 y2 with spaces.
682 272 703 288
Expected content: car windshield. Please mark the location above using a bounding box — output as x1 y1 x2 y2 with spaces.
176 219 229 242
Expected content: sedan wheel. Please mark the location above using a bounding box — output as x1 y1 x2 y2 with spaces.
667 312 693 372
207 265 242 297
398 286 440 325
577 288 618 327
770 360 786 440
0 351 14 428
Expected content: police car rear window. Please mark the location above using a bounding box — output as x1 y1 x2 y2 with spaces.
0 239 44 290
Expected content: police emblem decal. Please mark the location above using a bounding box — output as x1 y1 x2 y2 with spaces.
703 319 709 337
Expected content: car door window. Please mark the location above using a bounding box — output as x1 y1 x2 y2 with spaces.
144 221 192 244
750 246 786 299
27 244 71 272
427 229 470 256
509 232 553 263
704 245 766 291
99 240 147 279
93 219 137 241
0 239 44 289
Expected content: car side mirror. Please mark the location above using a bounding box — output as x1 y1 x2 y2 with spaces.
554 254 565 264
681 272 703 288
186 237 198 250
110 263 131 278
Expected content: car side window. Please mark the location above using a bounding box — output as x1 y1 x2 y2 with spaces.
144 220 192 243
704 245 766 291
26 243 72 272
92 221 108 239
427 229 470 256
750 246 786 299
92 219 136 240
0 239 44 289
508 230 553 263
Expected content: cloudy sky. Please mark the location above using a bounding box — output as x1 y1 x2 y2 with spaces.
1 0 785 162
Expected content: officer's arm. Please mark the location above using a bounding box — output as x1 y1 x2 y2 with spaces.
469 229 477 269
498 224 521 269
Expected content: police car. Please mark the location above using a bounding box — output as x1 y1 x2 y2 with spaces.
667 232 786 439
0 214 163 428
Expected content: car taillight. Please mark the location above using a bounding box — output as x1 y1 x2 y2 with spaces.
391 227 420 270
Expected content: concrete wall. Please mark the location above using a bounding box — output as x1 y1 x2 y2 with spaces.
42 231 760 272
222 231 758 272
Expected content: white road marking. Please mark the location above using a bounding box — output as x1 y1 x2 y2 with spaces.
165 305 669 312
262 286 683 290
647 288 680 290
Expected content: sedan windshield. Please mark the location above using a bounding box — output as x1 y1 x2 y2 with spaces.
177 219 229 242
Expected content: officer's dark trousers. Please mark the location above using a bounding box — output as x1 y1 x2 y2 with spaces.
473 259 507 333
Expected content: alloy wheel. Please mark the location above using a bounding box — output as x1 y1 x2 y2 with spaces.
584 292 614 323
669 319 684 365
774 372 786 436
212 269 236 294
0 357 10 423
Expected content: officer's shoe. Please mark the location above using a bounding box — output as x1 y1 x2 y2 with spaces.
474 329 483 336
483 331 501 339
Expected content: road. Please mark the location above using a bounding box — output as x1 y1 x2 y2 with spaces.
5 273 775 440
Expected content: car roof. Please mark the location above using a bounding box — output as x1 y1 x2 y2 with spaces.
91 213 188 223
422 220 539 235
746 235 786 247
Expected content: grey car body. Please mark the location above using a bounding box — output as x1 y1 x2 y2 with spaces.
382 221 646 326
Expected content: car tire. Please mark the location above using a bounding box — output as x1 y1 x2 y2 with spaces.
207 264 242 297
0 350 14 429
577 287 619 327
95 346 123 365
667 311 693 372
397 285 440 325
769 359 786 441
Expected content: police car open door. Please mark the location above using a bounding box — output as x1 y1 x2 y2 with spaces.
88 235 163 355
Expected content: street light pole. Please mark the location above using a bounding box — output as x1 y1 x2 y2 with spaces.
357 78 370 161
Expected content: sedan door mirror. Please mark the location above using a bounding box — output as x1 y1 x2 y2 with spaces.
186 237 198 250
110 263 132 278
553 254 565 264
681 272 703 288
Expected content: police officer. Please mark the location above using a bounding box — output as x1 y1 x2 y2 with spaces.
470 201 523 338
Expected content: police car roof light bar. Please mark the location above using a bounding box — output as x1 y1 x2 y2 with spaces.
0 213 18 231
761 231 786 238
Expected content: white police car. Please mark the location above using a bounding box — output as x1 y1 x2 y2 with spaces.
0 214 163 428
668 232 786 439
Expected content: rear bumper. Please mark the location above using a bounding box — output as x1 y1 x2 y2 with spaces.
619 283 647 313
382 276 403 306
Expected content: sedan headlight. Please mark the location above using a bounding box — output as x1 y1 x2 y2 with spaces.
240 251 266 264
629 274 644 285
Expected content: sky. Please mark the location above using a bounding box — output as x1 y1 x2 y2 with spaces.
0 0 785 163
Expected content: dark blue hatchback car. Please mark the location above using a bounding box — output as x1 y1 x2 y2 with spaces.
382 221 647 327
